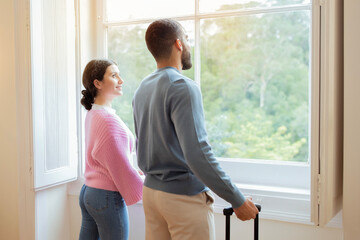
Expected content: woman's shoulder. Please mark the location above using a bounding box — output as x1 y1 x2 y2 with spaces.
87 109 118 130
88 108 116 120
90 109 129 136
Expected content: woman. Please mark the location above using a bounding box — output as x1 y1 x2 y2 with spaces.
79 59 143 240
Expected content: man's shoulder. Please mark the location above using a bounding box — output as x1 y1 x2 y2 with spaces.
164 67 193 83
169 75 200 95
135 67 200 102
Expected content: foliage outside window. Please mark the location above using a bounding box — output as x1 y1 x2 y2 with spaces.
106 0 310 162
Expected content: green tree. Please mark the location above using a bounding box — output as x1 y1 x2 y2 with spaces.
200 10 310 161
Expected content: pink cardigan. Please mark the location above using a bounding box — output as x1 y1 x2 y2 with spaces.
84 106 143 206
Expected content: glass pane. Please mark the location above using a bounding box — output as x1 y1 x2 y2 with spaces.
105 0 194 22
42 0 70 170
200 11 310 162
108 21 195 132
200 0 310 13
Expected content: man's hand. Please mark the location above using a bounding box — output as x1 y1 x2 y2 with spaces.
233 198 259 221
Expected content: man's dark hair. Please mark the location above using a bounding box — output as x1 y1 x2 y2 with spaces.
145 19 184 61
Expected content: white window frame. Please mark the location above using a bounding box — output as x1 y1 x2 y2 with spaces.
71 0 343 227
30 0 78 191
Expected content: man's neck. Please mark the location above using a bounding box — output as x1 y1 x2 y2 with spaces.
157 59 182 72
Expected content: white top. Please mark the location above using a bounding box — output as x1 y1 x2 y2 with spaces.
92 104 116 115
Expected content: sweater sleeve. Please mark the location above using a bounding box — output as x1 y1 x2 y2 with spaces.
168 79 246 208
93 121 143 206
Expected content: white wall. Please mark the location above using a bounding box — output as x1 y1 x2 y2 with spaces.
212 214 342 240
343 1 360 240
36 185 70 240
0 0 20 239
68 201 343 240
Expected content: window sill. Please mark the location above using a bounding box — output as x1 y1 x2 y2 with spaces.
67 177 341 228
214 182 311 224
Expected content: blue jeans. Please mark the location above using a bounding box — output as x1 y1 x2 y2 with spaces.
79 185 129 240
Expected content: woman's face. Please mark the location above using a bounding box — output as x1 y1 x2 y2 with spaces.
95 64 124 99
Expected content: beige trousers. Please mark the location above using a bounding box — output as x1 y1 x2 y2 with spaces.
143 186 215 240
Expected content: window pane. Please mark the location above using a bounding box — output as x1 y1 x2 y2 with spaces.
200 11 310 162
199 0 311 13
107 21 194 132
105 0 194 22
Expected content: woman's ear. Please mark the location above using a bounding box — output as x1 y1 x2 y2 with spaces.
93 79 102 90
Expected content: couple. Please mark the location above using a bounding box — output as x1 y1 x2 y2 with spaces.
78 18 259 240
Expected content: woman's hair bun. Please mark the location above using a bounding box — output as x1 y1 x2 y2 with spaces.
80 89 94 110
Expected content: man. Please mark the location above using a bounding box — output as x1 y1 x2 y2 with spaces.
133 18 259 240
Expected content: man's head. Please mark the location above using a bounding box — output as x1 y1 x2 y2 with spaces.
145 18 192 70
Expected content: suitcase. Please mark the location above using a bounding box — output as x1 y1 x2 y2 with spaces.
223 204 261 240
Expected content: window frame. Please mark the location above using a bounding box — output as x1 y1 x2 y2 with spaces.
80 0 343 226
31 0 78 191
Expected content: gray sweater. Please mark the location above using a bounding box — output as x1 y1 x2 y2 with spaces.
132 67 246 208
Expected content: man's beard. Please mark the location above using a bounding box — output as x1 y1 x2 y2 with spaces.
181 47 192 70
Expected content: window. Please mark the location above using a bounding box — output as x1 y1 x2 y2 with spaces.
104 1 310 160
105 1 310 163
200 11 310 161
31 0 78 190
96 0 343 226
100 0 311 223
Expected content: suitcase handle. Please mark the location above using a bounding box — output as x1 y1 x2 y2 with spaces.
223 204 261 240
223 204 261 215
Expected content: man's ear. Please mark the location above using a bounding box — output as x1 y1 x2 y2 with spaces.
175 39 183 51
93 79 102 90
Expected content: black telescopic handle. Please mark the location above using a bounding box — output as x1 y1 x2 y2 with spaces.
223 203 262 216
254 204 261 240
223 208 233 240
223 204 261 240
